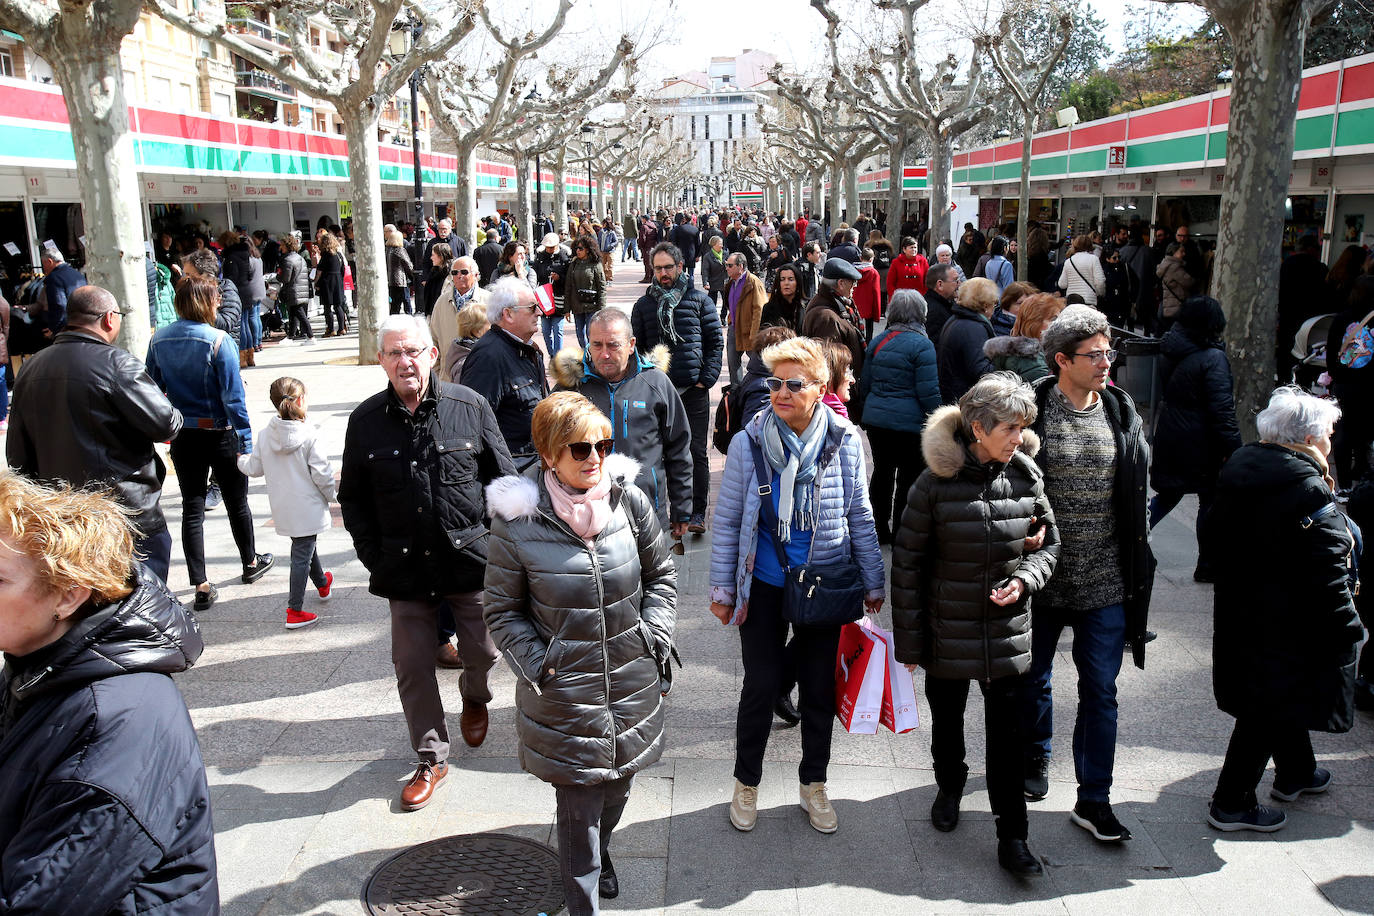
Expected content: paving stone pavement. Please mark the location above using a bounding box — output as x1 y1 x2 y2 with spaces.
62 267 1374 914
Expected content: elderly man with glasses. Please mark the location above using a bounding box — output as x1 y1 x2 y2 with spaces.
340 313 516 812
1017 304 1156 846
430 255 489 380
459 277 551 465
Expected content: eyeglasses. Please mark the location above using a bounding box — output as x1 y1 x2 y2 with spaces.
506 303 539 314
565 438 614 461
452 268 472 276
382 346 427 361
1070 349 1118 365
765 377 818 393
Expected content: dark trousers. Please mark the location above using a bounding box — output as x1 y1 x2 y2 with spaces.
555 775 633 916
135 524 173 584
735 578 841 786
287 301 312 339
388 591 497 764
288 535 327 609
323 298 348 335
1213 716 1316 811
1021 602 1125 803
388 285 413 315
169 428 256 587
926 673 1029 840
1149 486 1216 572
679 384 711 518
867 427 926 541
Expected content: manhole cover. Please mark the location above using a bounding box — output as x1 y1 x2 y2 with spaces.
361 833 564 915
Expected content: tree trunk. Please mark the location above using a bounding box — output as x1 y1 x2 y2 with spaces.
827 161 843 232
552 150 568 233
512 153 532 247
44 35 148 356
844 164 860 225
927 135 953 252
453 142 478 244
1016 110 1033 281
342 112 386 364
886 134 907 245
1215 1 1320 438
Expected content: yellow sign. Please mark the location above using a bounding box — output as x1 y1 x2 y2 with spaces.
338 200 353 220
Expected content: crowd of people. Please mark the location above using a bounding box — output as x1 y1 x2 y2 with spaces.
0 200 1370 915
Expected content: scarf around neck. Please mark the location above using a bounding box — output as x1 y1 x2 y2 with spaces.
761 407 829 543
1275 441 1338 493
648 271 691 344
545 470 614 542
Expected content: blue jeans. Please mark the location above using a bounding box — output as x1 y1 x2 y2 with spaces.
1021 602 1125 803
622 237 637 260
247 302 263 349
573 313 595 348
542 313 564 355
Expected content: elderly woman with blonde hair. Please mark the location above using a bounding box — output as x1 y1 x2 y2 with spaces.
709 336 885 837
483 392 676 915
0 474 217 912
385 225 416 315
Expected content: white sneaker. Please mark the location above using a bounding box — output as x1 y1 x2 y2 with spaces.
730 779 758 832
800 782 838 833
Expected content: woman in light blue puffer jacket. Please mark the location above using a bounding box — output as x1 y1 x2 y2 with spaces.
708 336 885 838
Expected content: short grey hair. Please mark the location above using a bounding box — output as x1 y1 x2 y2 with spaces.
41 246 65 264
958 371 1038 439
587 307 631 337
378 313 433 351
846 229 859 244
935 244 954 258
1041 304 1110 376
438 218 452 229
1256 385 1342 445
726 252 746 268
485 275 533 325
886 289 927 326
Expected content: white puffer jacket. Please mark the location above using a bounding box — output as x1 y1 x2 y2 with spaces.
237 416 337 537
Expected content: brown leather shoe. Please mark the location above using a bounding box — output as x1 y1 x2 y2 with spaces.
460 701 488 748
435 642 464 669
399 761 448 811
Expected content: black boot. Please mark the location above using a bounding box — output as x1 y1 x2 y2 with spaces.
599 852 619 899
930 790 960 832
997 838 1044 876
774 692 800 727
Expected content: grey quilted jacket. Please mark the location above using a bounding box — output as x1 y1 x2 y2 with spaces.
708 407 885 616
483 454 677 786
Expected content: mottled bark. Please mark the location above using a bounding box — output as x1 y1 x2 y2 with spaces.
1016 110 1033 280
552 150 569 231
886 133 907 239
453 142 479 241
926 138 954 248
342 113 386 363
827 162 842 229
512 153 532 245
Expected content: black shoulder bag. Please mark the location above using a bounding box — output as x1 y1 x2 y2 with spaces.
748 438 865 627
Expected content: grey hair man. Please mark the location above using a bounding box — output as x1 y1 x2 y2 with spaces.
429 255 489 380
340 310 515 811
38 246 87 337
421 217 469 284
1018 304 1154 844
459 277 550 462
550 308 694 539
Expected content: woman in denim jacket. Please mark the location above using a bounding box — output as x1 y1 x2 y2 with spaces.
146 274 271 610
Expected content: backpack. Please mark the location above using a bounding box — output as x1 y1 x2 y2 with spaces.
872 245 893 273
1338 309 1374 369
713 383 747 455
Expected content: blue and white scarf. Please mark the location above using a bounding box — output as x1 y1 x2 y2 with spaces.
761 407 828 543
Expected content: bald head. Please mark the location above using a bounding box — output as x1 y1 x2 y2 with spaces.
66 285 122 342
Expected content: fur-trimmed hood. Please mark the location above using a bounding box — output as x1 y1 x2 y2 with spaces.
983 335 1044 360
921 404 1040 479
485 452 643 521
551 344 671 389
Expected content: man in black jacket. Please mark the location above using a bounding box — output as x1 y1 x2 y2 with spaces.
6 285 182 581
924 262 958 352
669 213 700 283
631 242 722 532
1018 304 1155 845
473 229 504 287
459 277 550 464
340 313 516 812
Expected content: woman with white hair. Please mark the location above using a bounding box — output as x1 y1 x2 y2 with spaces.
1204 386 1363 833
935 244 966 282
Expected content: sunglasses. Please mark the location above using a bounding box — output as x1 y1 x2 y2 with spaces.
565 438 614 461
452 268 472 276
765 377 818 393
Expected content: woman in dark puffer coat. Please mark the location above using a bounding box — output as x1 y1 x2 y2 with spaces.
1148 296 1242 582
0 476 217 914
484 393 676 916
892 373 1059 877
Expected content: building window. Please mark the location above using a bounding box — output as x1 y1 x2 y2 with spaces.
709 142 715 172
704 115 710 140
741 112 747 136
690 115 695 140
727 114 733 139
0 50 14 78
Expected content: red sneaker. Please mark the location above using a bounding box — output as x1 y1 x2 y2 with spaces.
317 571 333 600
285 608 318 630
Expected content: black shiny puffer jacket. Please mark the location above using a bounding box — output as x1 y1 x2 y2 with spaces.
483 454 677 786
891 405 1060 679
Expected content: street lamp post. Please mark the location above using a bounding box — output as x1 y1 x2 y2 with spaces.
392 13 427 301
526 85 543 238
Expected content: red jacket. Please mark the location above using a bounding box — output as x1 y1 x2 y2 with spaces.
887 252 929 295
796 217 809 243
854 263 882 320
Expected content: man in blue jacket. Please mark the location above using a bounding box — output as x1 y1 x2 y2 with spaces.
39 246 85 337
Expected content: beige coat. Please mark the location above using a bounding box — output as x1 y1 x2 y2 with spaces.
429 283 490 380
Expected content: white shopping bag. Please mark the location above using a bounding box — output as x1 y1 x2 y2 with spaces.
866 623 920 734
835 617 887 734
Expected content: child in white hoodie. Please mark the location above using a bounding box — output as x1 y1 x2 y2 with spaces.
238 376 337 629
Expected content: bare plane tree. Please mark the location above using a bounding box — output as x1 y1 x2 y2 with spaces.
148 0 479 362
0 0 149 355
978 4 1073 281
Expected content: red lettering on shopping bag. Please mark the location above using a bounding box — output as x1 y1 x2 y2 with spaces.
835 620 886 734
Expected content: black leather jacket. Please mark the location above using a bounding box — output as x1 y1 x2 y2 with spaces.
339 376 517 600
458 329 550 461
6 331 182 532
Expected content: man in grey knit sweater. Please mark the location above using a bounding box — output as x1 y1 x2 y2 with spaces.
1020 305 1156 845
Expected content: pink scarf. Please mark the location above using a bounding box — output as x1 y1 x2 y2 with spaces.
544 470 614 542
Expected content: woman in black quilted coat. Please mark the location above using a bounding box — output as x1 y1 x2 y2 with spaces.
1148 296 1242 582
892 372 1059 876
483 393 676 916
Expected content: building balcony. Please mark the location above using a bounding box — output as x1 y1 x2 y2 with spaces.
236 69 296 101
197 55 235 84
226 17 290 52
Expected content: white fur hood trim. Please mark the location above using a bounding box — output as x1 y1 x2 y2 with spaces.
485 452 643 521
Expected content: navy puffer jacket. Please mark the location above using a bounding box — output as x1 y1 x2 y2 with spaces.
630 276 723 389
858 323 941 434
1149 327 1242 492
0 565 218 914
